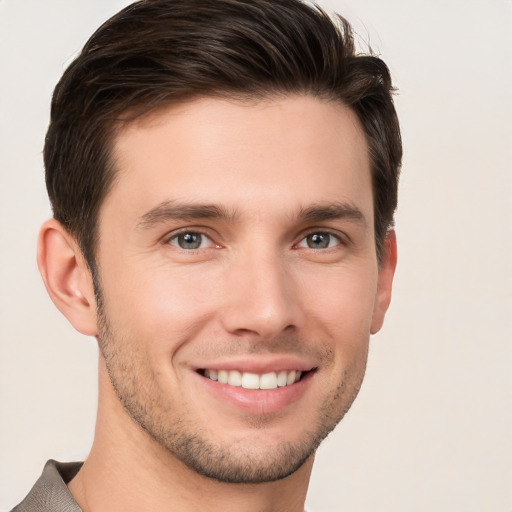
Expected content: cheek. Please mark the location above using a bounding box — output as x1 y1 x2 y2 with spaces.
101 261 222 348
298 262 378 340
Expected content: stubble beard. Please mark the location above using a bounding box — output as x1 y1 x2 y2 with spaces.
94 285 367 484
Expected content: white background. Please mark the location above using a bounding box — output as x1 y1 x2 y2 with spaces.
1 1 511 510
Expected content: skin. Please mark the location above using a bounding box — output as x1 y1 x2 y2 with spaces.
38 95 397 512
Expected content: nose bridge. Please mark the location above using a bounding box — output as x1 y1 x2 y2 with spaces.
220 241 299 338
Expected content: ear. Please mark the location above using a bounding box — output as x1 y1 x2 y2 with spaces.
370 230 398 334
37 218 98 336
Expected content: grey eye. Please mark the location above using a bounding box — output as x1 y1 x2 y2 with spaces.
307 233 330 249
298 232 341 249
170 232 208 250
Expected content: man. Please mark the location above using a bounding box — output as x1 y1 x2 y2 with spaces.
12 0 401 510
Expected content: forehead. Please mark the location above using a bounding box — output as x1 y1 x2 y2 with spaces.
103 95 372 225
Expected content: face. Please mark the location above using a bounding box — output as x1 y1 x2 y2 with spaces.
94 95 391 483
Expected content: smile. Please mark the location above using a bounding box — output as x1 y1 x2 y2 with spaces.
200 369 304 390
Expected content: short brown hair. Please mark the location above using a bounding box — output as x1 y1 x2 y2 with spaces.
44 0 402 267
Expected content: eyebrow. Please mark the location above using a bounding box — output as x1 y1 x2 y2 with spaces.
297 202 367 227
136 199 367 230
136 200 238 229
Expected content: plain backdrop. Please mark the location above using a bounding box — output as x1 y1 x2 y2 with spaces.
1 1 511 511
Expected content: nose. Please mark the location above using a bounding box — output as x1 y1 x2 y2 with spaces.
219 249 301 339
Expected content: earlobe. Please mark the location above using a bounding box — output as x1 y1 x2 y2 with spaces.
370 230 397 335
37 219 98 336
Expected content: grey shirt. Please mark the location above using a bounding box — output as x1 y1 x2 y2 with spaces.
11 459 313 512
11 460 83 512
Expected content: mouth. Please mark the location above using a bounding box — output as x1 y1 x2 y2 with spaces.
197 368 313 390
195 363 317 415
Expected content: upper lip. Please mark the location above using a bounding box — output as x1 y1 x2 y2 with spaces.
192 356 317 374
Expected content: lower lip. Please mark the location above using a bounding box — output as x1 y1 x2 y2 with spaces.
198 371 314 415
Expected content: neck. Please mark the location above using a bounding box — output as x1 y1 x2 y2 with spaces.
68 358 312 512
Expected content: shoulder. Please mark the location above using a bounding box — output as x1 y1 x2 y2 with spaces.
10 460 83 512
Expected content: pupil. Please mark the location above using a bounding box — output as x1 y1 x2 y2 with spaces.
308 233 329 249
180 233 201 249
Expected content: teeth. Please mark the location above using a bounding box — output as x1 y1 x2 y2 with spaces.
242 372 260 389
218 370 228 384
204 369 303 389
227 370 242 387
260 372 277 390
277 371 288 387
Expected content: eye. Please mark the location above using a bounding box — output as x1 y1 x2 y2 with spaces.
297 232 341 249
168 231 214 250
